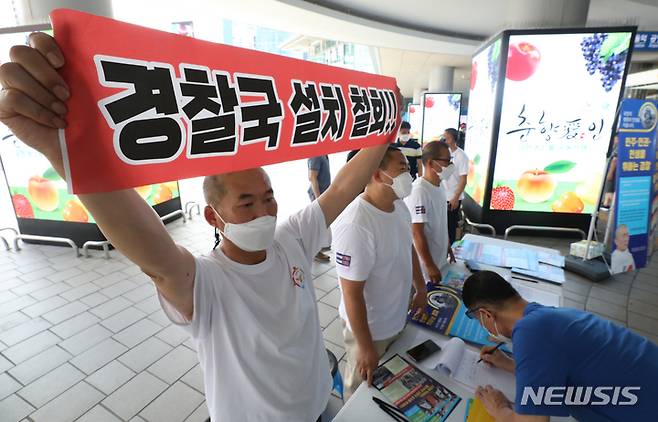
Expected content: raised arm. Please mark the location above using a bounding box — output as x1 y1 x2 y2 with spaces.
318 144 389 226
0 33 195 319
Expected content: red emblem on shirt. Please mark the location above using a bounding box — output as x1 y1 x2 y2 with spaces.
291 266 305 288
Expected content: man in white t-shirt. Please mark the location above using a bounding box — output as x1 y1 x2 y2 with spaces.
442 128 469 244
0 33 401 422
333 147 428 398
404 141 456 283
611 224 636 274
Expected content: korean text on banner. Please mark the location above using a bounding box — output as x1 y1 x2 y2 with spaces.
613 99 658 274
50 9 400 194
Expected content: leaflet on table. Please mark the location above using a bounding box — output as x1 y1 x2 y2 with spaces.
436 338 516 401
536 251 565 268
512 263 566 285
464 398 495 422
407 275 510 352
372 354 461 422
453 240 539 271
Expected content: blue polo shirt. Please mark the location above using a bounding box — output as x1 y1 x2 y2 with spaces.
513 302 658 421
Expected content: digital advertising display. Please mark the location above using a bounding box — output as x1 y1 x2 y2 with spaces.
0 28 181 230
406 103 423 140
421 93 462 143
464 38 502 206
489 31 633 214
1 137 180 224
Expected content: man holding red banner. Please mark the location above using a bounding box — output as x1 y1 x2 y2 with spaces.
0 33 400 421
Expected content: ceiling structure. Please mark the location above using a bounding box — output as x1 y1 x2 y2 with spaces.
7 0 658 97
264 0 658 97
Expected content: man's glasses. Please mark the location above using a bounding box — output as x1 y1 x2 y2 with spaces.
434 159 453 168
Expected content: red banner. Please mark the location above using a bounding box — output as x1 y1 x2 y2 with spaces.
50 9 399 194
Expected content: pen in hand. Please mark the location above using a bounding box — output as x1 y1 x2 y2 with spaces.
477 342 505 364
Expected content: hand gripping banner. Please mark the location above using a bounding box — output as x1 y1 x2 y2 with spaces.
50 9 400 194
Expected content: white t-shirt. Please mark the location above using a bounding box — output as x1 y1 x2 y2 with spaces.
158 201 331 422
333 197 413 340
443 147 469 201
404 178 449 279
611 248 636 274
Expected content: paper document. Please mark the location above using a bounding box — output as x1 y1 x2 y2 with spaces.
455 240 539 271
512 263 566 285
510 281 561 307
537 251 565 268
435 338 516 401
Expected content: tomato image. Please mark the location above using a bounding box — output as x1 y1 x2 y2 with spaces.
506 42 541 81
424 96 435 108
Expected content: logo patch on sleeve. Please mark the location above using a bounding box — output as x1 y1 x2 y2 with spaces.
335 252 351 267
415 205 426 215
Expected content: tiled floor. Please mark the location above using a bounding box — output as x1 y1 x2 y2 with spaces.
1 217 657 422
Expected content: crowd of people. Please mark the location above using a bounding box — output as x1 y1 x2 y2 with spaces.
1 33 657 422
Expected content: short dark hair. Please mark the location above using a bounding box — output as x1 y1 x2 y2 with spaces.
444 128 459 143
421 141 450 165
462 271 520 310
379 146 401 169
400 121 411 130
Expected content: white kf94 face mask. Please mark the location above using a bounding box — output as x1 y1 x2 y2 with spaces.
480 313 512 344
211 206 277 252
438 163 456 180
382 171 413 199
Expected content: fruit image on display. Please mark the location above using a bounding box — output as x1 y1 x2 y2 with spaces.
28 176 59 212
153 184 173 204
62 200 89 222
490 185 516 210
424 96 435 108
580 32 631 92
506 42 541 81
12 194 34 218
551 192 585 213
516 160 575 204
516 170 556 203
470 61 477 91
135 185 152 199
